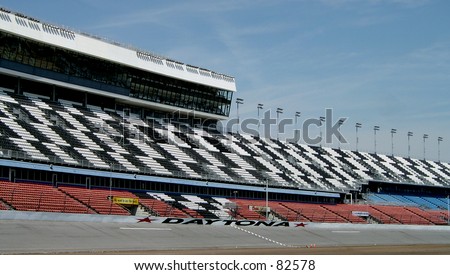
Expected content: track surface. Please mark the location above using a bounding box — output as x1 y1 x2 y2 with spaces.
89 244 450 255
1 219 450 255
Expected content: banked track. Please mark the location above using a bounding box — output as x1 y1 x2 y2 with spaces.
1 211 450 254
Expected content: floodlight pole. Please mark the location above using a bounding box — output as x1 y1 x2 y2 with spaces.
374 126 380 153
257 103 263 137
276 108 283 141
320 117 325 147
355 123 362 152
236 98 243 134
407 132 413 158
423 134 428 160
338 119 344 149
438 137 443 162
391 129 397 156
295 112 301 128
294 111 301 143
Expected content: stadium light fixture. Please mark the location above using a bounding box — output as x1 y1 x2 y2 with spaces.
373 126 380 153
423 134 429 160
295 111 301 125
320 116 325 147
438 137 443 162
391 129 397 156
355 123 362 152
407 132 413 158
236 98 244 134
257 103 263 136
338 119 345 149
276 108 283 140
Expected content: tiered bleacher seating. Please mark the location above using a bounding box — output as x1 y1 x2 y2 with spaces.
230 199 267 220
59 186 132 215
320 204 368 223
280 202 348 223
135 193 189 218
1 179 448 224
2 90 450 192
156 193 204 218
370 205 432 225
368 193 450 211
429 210 449 223
404 207 448 225
0 180 92 214
142 193 234 219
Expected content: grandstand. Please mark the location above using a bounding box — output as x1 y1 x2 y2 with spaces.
0 8 449 227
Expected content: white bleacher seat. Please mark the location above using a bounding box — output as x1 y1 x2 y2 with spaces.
3 90 450 192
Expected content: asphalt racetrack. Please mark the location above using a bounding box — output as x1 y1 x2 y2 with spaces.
1 218 450 255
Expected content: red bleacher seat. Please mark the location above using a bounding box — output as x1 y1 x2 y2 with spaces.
59 186 133 215
404 207 447 225
0 180 92 214
139 197 188 218
281 202 348 223
371 205 432 225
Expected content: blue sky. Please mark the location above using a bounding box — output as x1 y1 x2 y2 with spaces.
1 0 450 161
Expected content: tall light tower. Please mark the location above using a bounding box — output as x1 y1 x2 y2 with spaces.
257 103 263 137
374 126 380 153
423 134 429 160
407 132 413 158
391 129 397 156
295 111 301 125
355 123 362 152
235 98 243 133
295 111 301 142
338 119 345 149
276 108 283 140
320 116 325 147
438 137 443 162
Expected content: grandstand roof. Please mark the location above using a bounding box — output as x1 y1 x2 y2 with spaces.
0 8 236 95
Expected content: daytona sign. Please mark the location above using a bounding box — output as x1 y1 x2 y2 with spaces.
137 217 306 227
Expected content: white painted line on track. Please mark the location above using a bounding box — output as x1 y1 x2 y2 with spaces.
119 227 172 231
231 225 290 247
